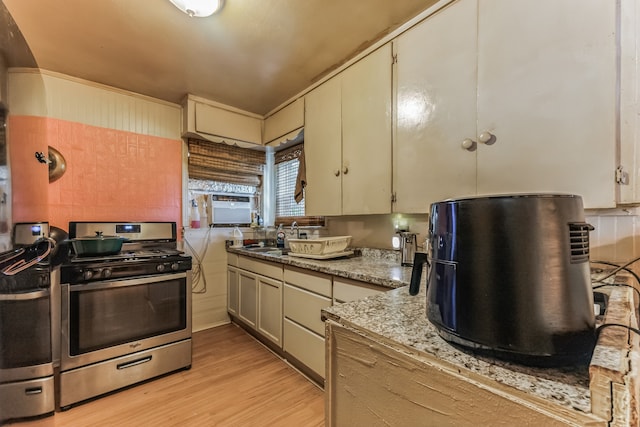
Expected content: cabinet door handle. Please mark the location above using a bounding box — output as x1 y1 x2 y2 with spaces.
334 169 341 177
342 166 349 175
478 131 494 144
461 138 475 151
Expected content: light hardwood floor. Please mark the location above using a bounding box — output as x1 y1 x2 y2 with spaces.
8 324 325 427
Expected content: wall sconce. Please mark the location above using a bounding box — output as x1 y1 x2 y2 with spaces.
169 0 223 17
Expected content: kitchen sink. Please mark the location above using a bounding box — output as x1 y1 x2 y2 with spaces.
243 246 290 255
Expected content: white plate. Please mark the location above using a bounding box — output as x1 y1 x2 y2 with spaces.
287 250 354 260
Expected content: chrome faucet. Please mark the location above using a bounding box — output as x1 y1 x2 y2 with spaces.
290 221 300 239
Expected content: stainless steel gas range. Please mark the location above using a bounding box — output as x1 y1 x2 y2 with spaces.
57 221 192 410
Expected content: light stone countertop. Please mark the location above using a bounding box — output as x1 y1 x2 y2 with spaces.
228 247 593 415
227 247 412 289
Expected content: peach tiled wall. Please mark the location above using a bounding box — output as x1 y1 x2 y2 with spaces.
9 115 182 231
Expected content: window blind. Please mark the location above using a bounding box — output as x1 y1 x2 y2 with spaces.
187 138 265 186
276 158 304 217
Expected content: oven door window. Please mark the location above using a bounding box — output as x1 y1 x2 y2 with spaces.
69 279 186 355
0 292 51 369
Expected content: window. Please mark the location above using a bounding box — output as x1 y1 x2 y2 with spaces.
275 143 324 226
276 157 304 217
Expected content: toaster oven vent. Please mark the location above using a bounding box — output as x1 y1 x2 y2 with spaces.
569 223 593 263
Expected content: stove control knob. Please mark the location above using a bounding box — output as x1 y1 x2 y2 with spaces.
171 262 180 271
83 270 93 281
156 264 166 272
102 268 112 279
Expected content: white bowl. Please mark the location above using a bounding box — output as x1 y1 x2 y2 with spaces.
287 236 352 255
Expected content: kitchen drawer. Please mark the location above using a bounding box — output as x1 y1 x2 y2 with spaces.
227 253 239 267
284 318 325 378
284 266 331 297
59 339 191 408
333 278 385 304
0 377 54 421
284 284 331 335
238 256 283 281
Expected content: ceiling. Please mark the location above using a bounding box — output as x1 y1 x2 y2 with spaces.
1 0 437 116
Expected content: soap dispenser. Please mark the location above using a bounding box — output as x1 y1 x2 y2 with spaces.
276 224 285 248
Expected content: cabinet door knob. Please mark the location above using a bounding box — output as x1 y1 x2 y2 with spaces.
334 169 341 177
342 166 349 175
461 138 475 151
478 131 494 144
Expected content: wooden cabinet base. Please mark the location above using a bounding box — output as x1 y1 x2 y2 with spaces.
229 315 284 358
325 321 606 427
230 315 324 388
283 352 324 388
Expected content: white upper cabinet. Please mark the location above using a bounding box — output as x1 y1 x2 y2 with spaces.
475 0 616 207
182 95 262 146
305 44 393 216
394 0 617 212
305 75 343 216
394 0 478 213
341 43 393 215
618 0 640 205
263 98 304 145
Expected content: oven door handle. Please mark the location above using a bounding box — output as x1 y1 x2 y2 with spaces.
0 289 49 301
68 272 187 291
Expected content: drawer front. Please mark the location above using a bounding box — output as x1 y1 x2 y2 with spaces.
284 318 325 378
284 267 331 297
333 278 385 304
284 284 331 335
238 256 283 280
0 377 54 421
227 253 239 267
59 340 191 408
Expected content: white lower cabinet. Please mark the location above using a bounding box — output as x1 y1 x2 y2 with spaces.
238 270 258 329
258 276 282 347
227 257 388 383
283 267 332 380
227 266 239 316
284 318 326 378
284 284 330 336
229 256 283 348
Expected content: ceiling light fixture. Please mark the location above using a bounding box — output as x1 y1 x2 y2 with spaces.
169 0 223 17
